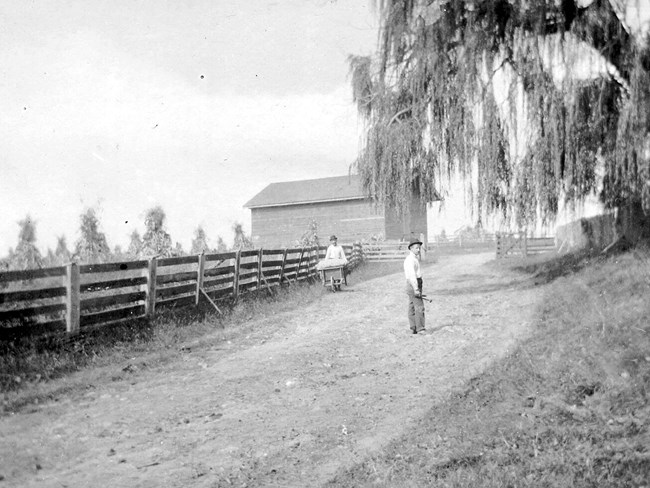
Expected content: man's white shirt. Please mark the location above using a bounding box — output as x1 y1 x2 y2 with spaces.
403 252 421 291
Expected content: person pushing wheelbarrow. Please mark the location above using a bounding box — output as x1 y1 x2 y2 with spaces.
316 235 348 291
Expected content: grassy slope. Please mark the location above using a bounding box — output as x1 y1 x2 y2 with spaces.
327 249 650 487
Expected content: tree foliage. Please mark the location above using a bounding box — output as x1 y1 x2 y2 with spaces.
10 216 43 270
75 208 110 263
214 236 228 253
141 206 173 257
296 219 320 247
231 222 253 251
127 230 143 258
55 236 71 263
190 225 211 254
351 0 650 228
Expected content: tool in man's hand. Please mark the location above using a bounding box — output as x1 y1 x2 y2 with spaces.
417 294 433 303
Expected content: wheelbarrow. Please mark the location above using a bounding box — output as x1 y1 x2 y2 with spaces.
319 265 347 291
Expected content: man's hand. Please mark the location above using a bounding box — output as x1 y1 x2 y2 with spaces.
414 289 422 299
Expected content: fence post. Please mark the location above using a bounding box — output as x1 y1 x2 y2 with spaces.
233 249 241 303
278 248 288 285
257 248 263 291
296 247 305 281
311 245 317 276
146 257 157 318
196 251 206 306
65 262 80 335
525 233 529 257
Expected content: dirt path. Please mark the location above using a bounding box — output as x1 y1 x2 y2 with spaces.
0 252 543 487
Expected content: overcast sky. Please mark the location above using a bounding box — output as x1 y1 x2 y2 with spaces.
0 0 379 255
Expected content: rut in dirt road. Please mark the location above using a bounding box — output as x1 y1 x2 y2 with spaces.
0 253 544 487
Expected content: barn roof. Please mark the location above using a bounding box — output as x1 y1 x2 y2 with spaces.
244 175 367 209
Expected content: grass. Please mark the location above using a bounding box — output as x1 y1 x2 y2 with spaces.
6 249 648 485
326 247 650 487
0 260 404 412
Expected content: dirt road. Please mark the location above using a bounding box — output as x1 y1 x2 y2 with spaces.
0 252 542 487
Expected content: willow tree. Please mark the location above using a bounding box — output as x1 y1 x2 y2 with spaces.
351 0 650 235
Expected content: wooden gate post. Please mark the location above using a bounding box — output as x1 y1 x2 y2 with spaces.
65 262 80 335
195 251 206 306
145 257 157 318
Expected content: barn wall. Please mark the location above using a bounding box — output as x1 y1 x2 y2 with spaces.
384 198 428 242
250 199 385 247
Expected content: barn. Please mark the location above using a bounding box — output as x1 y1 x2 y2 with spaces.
243 175 428 247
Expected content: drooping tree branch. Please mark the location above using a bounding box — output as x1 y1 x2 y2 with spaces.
351 0 650 228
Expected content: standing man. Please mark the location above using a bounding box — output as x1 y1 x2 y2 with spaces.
404 237 428 335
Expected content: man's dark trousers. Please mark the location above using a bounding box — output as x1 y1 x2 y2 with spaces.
406 284 425 333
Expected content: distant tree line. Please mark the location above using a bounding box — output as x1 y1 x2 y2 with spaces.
0 205 254 271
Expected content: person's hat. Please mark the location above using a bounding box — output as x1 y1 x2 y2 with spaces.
329 235 338 241
408 237 423 249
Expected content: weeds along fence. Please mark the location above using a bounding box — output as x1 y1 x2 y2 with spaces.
0 243 363 339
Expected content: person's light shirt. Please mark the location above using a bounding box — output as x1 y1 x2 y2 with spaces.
403 251 422 291
325 244 347 261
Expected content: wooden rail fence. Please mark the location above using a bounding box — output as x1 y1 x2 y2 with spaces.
495 234 556 258
0 243 362 339
361 240 410 261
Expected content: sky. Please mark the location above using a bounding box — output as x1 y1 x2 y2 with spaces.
0 0 379 255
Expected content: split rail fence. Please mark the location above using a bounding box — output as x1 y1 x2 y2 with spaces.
0 243 362 339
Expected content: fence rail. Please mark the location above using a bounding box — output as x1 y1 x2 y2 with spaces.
1 235 555 339
495 234 556 258
362 241 410 261
429 233 497 247
0 243 362 339
361 235 497 261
